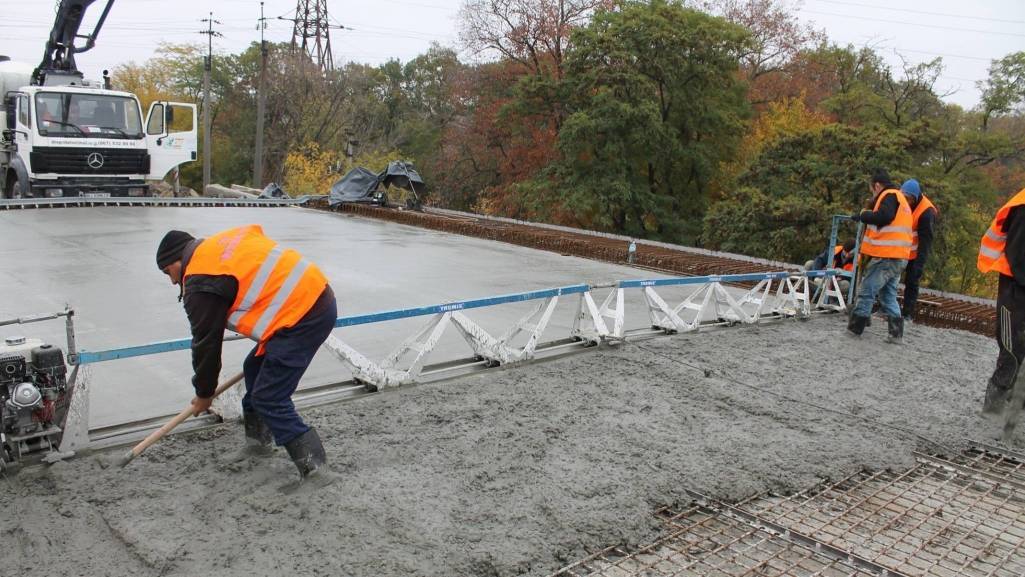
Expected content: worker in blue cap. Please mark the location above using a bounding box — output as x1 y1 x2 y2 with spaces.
900 179 938 322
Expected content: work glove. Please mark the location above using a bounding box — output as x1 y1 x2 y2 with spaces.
849 211 864 222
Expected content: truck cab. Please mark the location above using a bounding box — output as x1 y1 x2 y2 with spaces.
2 81 197 198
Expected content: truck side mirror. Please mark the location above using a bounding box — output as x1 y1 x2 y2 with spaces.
2 128 28 139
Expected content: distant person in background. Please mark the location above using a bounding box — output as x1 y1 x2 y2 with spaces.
847 170 913 343
899 179 938 322
978 187 1025 414
804 239 855 295
805 239 855 273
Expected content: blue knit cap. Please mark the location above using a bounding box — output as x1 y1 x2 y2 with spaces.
900 179 921 200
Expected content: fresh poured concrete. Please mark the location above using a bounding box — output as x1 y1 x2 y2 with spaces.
1 316 1001 577
0 206 667 427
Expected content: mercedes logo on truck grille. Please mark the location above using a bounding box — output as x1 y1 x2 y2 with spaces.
86 152 105 169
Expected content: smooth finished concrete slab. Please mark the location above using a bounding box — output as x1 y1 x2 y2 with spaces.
0 206 687 428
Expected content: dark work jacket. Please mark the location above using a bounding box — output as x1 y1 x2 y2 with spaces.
1004 205 1025 288
859 188 899 227
909 197 937 265
180 239 236 398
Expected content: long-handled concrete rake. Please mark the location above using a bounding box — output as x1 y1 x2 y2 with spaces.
1000 306 1025 441
117 371 244 468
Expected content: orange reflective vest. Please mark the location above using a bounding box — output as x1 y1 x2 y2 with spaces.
909 194 937 260
184 225 328 353
978 188 1025 276
861 188 913 260
833 245 854 272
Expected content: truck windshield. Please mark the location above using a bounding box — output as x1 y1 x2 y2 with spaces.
35 93 143 139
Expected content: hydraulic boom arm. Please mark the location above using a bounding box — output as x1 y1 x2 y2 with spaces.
33 0 115 86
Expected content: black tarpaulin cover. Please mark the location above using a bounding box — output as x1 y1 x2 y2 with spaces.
380 161 426 196
329 167 381 206
328 161 427 206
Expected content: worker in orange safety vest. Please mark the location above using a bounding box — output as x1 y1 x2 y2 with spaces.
978 187 1025 414
846 170 913 343
156 225 338 492
899 179 938 322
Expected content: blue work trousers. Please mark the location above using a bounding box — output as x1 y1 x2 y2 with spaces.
852 257 907 319
242 287 337 446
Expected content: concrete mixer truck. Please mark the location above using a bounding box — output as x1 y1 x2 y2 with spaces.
1 0 198 199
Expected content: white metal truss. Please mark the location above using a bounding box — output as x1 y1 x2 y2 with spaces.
815 274 848 311
598 273 843 341
570 291 609 344
323 312 451 389
596 287 627 339
450 296 559 365
63 271 848 445
774 275 813 318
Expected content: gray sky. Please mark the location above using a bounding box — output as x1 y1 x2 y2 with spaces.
1 0 1022 109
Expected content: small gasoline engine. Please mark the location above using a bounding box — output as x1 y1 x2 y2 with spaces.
0 336 68 467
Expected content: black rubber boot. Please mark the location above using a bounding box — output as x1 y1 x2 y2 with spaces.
847 314 869 336
221 410 274 464
983 380 1011 415
885 316 904 344
281 427 336 494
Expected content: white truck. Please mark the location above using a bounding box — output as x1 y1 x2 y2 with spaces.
0 0 197 199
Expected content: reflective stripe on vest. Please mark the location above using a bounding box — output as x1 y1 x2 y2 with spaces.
184 225 328 350
251 258 311 340
909 195 937 259
978 188 1025 276
227 246 284 331
861 189 914 260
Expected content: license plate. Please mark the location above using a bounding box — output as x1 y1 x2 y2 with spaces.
83 192 111 198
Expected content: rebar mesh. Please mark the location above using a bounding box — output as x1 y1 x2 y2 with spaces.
550 449 1025 577
742 456 1025 576
551 504 875 577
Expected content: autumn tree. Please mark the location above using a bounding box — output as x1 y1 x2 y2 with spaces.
459 0 614 79
522 0 751 240
979 51 1025 130
696 0 824 105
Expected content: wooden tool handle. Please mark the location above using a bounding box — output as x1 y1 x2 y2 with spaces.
127 371 244 460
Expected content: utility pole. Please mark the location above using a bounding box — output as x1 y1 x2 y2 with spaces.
253 2 268 188
199 12 222 193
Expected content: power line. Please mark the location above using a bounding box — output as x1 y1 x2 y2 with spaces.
808 0 1025 25
892 48 994 63
798 7 1025 38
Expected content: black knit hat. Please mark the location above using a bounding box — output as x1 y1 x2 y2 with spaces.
156 230 195 270
870 169 893 187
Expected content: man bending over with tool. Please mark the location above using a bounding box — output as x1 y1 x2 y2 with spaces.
156 225 337 491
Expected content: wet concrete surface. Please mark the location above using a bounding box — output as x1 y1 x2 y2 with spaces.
1 316 1001 577
0 206 670 427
